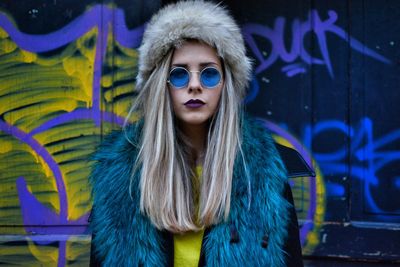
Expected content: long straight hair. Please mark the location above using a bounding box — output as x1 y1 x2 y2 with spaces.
125 47 245 233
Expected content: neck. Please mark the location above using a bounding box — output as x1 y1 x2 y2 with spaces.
179 121 208 164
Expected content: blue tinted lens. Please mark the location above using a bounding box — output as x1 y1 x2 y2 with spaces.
169 67 189 88
200 67 221 88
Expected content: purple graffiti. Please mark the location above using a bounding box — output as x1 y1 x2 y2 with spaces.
29 108 126 136
16 177 89 235
13 110 124 230
0 109 126 227
0 120 68 222
0 7 143 52
242 10 391 77
0 5 143 127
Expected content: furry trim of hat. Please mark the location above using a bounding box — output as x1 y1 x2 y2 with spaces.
137 0 252 97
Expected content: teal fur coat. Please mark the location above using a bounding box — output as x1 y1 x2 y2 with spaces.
89 116 303 267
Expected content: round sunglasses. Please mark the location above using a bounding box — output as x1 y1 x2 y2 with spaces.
167 66 222 89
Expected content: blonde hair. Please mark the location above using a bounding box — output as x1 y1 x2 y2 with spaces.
125 46 245 233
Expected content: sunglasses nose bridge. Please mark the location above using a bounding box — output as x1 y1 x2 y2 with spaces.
187 70 202 91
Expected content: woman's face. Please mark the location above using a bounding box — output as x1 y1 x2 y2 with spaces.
168 41 224 127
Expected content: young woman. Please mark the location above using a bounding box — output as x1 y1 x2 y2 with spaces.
89 1 303 266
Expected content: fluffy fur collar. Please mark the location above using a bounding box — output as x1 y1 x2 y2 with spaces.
90 116 290 266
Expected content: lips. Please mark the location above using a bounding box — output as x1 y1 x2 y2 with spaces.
184 99 205 108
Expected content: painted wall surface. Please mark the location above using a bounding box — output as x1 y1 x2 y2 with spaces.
0 0 399 265
228 0 400 262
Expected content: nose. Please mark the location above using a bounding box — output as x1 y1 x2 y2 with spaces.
187 71 202 93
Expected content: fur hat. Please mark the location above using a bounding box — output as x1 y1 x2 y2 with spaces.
136 0 252 97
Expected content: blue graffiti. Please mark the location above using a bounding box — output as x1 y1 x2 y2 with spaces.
242 10 391 78
302 118 400 216
395 177 400 189
325 182 345 197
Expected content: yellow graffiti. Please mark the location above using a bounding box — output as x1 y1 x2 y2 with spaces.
0 139 12 153
62 29 97 106
27 239 59 264
0 133 59 219
0 242 46 266
101 37 139 118
303 163 326 254
65 237 91 264
0 27 8 38
272 134 326 254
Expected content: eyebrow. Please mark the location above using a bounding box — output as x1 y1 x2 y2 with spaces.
171 62 219 68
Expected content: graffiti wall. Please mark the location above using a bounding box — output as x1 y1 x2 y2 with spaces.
231 0 400 262
0 0 399 265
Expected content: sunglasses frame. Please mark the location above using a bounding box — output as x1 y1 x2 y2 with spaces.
167 66 223 89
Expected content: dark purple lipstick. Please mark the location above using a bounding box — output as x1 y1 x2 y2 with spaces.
184 99 205 108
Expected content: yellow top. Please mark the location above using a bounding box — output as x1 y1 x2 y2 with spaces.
173 166 205 267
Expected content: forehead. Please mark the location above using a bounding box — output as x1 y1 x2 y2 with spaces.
171 40 221 66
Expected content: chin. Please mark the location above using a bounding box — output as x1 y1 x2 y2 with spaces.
178 114 211 126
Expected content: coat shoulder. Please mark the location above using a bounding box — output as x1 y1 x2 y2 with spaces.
89 122 144 264
242 115 314 178
241 114 288 181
